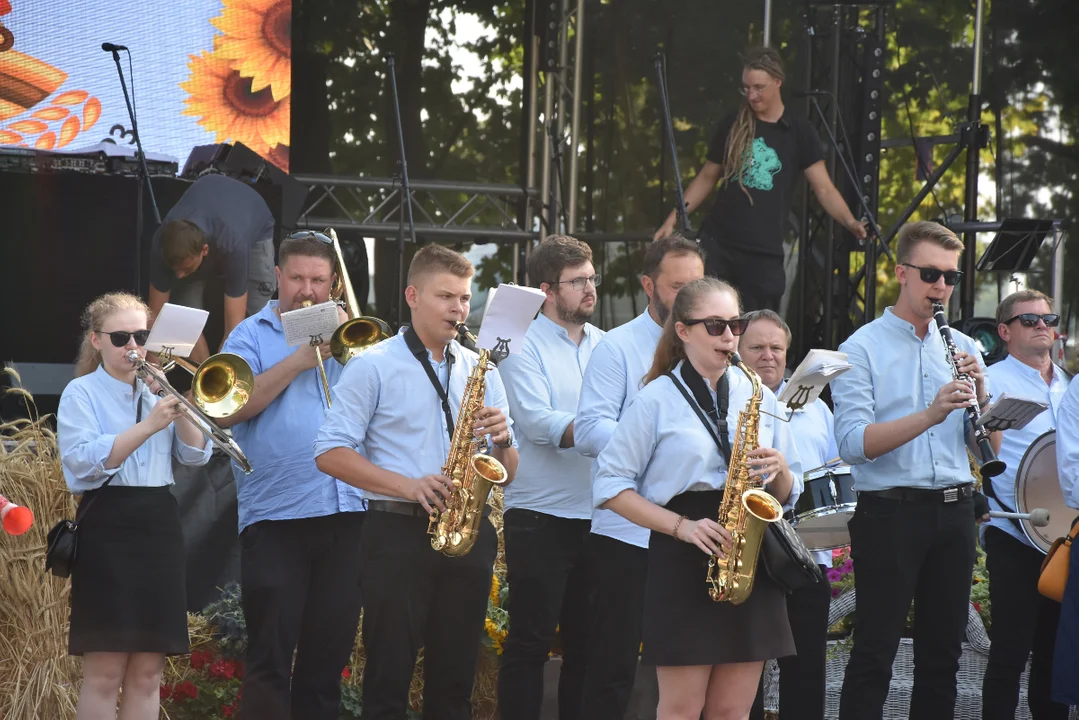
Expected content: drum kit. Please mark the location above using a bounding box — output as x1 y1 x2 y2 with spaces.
790 430 1071 554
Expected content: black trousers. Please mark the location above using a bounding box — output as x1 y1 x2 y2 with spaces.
238 511 365 720
498 510 591 720
578 533 649 720
982 526 1068 720
839 494 977 720
749 565 832 720
360 508 497 720
700 234 785 312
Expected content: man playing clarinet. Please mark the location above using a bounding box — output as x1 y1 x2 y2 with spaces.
832 221 1000 720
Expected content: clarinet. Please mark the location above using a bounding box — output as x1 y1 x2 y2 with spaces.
931 302 1006 478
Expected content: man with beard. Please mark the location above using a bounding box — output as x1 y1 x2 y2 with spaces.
218 231 365 720
575 234 705 719
496 235 605 720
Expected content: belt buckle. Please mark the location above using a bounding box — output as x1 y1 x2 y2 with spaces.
942 487 959 503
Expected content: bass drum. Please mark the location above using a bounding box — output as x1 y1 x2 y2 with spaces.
1014 430 1071 553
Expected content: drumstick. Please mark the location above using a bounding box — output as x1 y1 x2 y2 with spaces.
990 508 1050 527
804 457 844 475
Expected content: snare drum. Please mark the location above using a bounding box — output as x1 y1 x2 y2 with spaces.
792 466 857 550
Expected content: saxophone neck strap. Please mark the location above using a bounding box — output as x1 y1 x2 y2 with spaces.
403 325 455 442
667 364 731 462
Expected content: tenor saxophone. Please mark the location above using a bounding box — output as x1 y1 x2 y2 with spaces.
706 352 784 604
428 324 509 557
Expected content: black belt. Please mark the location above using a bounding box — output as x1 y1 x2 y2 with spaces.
368 500 431 518
859 483 974 504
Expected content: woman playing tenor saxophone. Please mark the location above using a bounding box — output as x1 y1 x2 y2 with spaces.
593 277 803 720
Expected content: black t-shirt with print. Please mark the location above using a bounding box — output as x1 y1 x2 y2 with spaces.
699 110 824 257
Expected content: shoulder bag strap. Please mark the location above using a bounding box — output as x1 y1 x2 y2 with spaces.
403 325 455 441
666 371 731 463
75 389 144 522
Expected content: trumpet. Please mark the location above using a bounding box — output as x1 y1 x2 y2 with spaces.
327 228 392 365
126 350 253 474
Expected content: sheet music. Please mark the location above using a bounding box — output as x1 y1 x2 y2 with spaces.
280 301 342 347
476 284 546 360
777 349 852 411
977 393 1049 432
146 303 209 356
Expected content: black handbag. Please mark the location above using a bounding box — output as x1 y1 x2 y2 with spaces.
46 391 142 578
668 370 824 593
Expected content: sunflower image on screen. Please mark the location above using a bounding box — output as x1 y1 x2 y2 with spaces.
183 0 291 172
0 0 101 149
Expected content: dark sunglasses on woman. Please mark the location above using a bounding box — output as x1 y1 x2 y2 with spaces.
99 330 151 347
1003 313 1060 328
683 317 751 337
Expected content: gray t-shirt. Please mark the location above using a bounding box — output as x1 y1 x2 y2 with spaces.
150 174 276 297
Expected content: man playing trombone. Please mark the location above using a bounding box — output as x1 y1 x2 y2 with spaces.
218 230 366 720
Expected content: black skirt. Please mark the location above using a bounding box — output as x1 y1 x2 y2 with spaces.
69 485 189 656
642 490 795 666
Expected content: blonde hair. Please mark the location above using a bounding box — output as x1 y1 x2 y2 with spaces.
407 244 475 286
644 277 741 385
720 47 786 205
74 292 151 378
895 221 963 264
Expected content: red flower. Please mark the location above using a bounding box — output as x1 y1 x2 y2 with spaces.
191 650 211 670
973 601 982 613
223 702 235 717
341 666 351 679
160 684 172 701
179 681 199 699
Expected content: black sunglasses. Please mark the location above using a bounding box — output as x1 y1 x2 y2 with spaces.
287 230 333 244
901 263 963 286
98 329 150 347
1003 313 1060 328
683 317 750 337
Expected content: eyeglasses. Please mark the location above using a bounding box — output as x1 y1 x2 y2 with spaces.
901 263 964 286
287 230 333 244
550 274 602 292
1003 313 1060 328
738 81 774 97
97 329 150 347
683 317 750 337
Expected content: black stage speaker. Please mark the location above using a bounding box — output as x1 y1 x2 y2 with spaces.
0 170 283 421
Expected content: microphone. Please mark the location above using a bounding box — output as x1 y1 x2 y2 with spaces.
0 495 34 535
990 508 1051 527
101 42 128 52
794 90 830 98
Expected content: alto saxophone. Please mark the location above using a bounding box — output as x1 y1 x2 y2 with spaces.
428 324 509 557
706 352 784 604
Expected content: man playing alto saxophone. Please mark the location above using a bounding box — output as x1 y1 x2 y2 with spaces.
315 245 518 720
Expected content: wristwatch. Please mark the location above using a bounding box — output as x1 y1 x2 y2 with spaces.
493 430 514 449
978 391 993 410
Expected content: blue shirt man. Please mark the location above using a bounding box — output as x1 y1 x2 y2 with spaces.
494 235 604 719
219 231 365 720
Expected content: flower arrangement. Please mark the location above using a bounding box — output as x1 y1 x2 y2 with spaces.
484 572 510 654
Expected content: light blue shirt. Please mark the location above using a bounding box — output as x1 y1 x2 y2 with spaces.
833 307 989 492
982 355 1070 546
58 365 212 493
593 361 803 511
576 308 664 548
498 313 604 518
313 330 517 503
222 301 366 532
778 380 839 567
1056 377 1079 510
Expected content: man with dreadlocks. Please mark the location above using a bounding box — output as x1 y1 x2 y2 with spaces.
654 47 867 312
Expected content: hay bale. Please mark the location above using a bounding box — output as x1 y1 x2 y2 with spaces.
0 379 82 719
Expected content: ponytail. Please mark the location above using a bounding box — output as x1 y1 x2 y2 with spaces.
644 278 741 386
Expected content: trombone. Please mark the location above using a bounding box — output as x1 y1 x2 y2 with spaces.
126 350 254 474
305 228 392 408
154 349 254 419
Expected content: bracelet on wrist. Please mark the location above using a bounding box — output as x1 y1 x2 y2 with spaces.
672 514 688 540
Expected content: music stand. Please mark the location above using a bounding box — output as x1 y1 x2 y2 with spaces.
974 218 1057 272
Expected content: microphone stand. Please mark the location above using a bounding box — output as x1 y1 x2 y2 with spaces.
107 47 160 295
654 52 691 235
387 53 416 330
